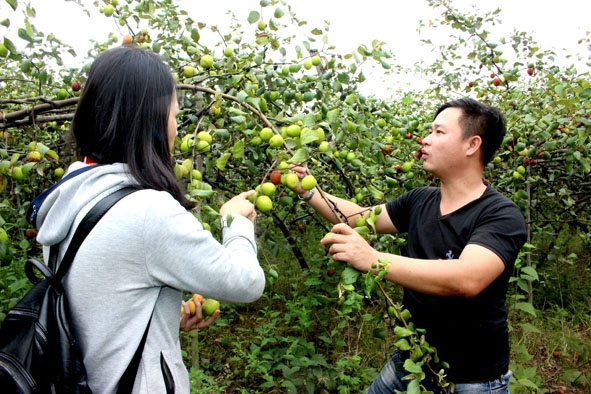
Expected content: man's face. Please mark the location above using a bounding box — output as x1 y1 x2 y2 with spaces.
420 107 471 178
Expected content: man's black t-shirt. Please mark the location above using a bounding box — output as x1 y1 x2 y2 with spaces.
385 185 527 382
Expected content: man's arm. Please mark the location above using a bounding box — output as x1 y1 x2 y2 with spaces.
291 164 397 234
322 223 505 297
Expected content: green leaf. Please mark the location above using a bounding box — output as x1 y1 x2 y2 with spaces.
231 140 244 158
554 84 565 98
300 128 319 145
372 327 387 340
524 114 536 124
326 108 339 123
288 148 309 163
514 302 537 316
247 10 260 24
215 153 231 170
394 338 411 351
5 0 17 11
579 88 591 99
230 115 245 124
236 90 248 103
367 184 384 200
520 266 539 281
394 325 415 338
0 18 9 27
341 266 360 285
190 28 200 42
337 72 350 84
245 97 261 111
191 189 215 198
517 378 539 389
17 27 33 43
230 74 243 86
3 37 17 53
25 4 34 17
406 379 421 394
402 359 423 374
273 7 284 18
353 226 370 237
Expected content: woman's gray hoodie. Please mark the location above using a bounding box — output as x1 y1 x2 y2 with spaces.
32 161 265 393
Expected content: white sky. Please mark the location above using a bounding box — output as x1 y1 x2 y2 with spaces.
4 0 590 97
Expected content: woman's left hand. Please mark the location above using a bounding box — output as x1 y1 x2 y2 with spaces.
179 300 220 331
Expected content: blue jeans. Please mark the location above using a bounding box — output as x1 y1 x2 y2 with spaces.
366 351 512 394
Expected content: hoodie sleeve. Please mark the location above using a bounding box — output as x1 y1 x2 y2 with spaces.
137 190 265 303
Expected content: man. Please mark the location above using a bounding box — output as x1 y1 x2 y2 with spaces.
292 98 527 393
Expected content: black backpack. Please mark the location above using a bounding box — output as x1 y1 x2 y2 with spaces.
0 187 142 394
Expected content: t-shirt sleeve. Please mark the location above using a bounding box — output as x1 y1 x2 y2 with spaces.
469 200 527 268
385 188 432 233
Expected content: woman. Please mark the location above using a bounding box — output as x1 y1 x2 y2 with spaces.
32 46 265 393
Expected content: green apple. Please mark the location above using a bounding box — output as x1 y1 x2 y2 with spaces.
401 161 413 173
104 4 115 17
311 55 321 66
53 167 65 178
200 54 214 69
202 298 220 316
192 169 202 181
285 173 299 190
300 175 316 191
197 131 213 144
269 134 284 148
259 127 274 142
303 59 313 70
256 195 273 213
196 140 211 152
355 216 366 227
56 88 68 100
182 65 196 78
223 46 233 57
314 128 325 142
318 141 330 153
261 182 276 196
286 124 301 137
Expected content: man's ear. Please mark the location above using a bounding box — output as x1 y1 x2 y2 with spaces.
466 135 482 157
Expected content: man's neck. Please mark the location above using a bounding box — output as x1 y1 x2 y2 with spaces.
438 173 487 215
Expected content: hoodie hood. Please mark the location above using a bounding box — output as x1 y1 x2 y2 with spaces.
31 162 136 246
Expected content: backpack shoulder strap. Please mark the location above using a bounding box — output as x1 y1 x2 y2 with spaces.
55 187 139 282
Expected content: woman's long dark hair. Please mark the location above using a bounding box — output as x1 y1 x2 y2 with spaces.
71 46 194 209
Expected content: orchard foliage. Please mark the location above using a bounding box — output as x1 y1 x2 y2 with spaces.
1 0 590 393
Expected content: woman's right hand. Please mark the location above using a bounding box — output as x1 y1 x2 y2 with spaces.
219 190 257 222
